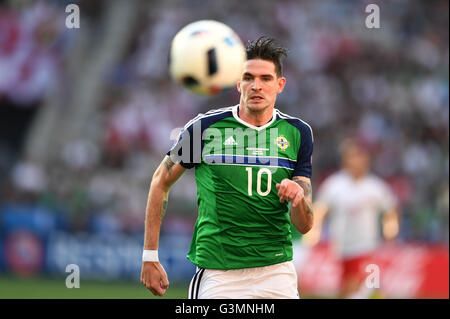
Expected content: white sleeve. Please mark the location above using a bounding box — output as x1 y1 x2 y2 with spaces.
316 176 335 206
375 179 398 212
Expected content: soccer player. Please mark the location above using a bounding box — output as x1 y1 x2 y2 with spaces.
140 37 314 299
304 138 399 298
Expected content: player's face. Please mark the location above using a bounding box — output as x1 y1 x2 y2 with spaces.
342 146 371 178
237 59 286 113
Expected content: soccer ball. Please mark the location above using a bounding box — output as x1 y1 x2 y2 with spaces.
169 20 246 96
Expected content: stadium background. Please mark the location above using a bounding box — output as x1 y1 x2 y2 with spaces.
0 0 448 298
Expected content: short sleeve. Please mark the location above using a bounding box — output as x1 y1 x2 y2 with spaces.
166 108 234 169
375 179 398 212
316 176 335 206
292 123 313 178
166 122 197 169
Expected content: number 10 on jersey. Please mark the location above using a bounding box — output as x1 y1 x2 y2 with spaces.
246 167 272 196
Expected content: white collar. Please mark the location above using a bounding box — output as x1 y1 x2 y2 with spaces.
232 104 277 131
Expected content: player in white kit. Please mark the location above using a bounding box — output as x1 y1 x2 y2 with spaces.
305 138 399 298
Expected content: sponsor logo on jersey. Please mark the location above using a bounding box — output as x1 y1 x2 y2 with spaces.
246 147 269 155
275 135 289 151
224 136 238 146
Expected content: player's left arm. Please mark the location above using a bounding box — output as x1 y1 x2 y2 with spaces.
379 181 400 241
382 207 400 240
276 176 313 234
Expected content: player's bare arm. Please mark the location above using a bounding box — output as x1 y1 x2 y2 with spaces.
302 201 329 246
141 155 186 296
276 176 313 234
382 208 400 240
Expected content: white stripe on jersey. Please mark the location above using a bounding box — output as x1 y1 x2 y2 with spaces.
201 161 295 171
182 106 234 131
206 154 297 163
173 106 235 144
276 109 314 142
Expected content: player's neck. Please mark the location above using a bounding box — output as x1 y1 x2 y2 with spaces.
345 169 367 180
238 104 274 127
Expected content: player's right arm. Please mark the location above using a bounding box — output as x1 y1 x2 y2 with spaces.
141 155 186 296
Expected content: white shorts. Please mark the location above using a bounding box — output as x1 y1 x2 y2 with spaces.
188 261 299 299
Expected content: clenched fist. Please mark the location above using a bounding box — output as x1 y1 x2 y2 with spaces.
276 178 304 207
141 261 169 296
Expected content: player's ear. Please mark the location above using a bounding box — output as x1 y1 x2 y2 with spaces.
277 77 286 94
236 79 241 93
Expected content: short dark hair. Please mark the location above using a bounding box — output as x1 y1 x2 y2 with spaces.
245 36 288 77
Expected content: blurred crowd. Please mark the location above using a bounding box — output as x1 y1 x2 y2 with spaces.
0 0 448 243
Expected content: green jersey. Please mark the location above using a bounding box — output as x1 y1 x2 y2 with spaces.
167 105 313 270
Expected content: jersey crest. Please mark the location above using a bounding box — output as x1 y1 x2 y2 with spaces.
275 135 290 151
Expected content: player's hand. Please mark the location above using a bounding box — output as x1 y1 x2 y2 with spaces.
276 178 304 207
141 261 169 296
